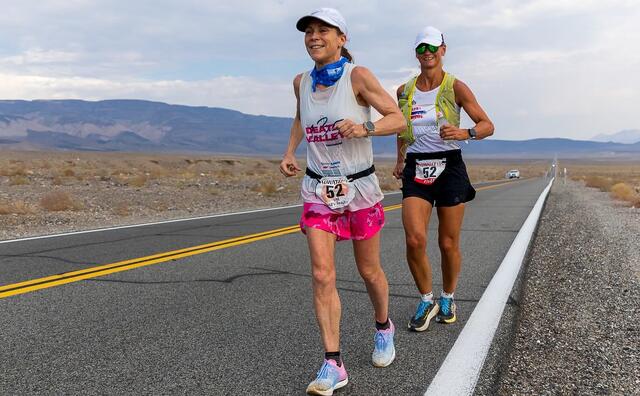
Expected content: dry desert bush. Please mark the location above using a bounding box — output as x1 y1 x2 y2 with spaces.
0 150 554 225
567 160 640 207
0 200 32 215
610 183 637 201
9 175 29 185
113 202 130 216
251 180 278 195
39 191 83 212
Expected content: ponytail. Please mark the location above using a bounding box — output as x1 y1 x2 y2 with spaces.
341 47 353 62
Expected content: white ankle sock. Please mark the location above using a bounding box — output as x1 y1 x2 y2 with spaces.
421 292 434 302
441 291 454 299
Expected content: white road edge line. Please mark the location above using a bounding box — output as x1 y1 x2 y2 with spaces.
425 178 554 396
0 192 404 245
0 203 302 245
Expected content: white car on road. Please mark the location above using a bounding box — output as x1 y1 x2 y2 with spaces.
506 169 520 179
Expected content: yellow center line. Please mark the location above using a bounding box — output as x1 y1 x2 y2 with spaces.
0 179 521 299
476 180 520 191
0 225 299 299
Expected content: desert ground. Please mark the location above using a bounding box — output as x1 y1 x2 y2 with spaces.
0 150 552 240
562 159 640 207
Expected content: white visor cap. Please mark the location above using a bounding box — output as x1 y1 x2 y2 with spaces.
296 8 348 40
414 26 444 48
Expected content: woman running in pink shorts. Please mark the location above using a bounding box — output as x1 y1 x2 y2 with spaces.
279 7 405 395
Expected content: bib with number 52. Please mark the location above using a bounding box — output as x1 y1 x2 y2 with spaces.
414 159 447 185
315 176 356 210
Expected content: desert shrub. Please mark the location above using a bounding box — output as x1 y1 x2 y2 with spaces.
610 183 639 204
0 164 27 176
0 200 32 215
216 169 233 178
180 171 197 180
94 169 110 181
582 175 616 192
128 174 148 187
9 175 29 185
111 169 130 177
251 181 277 195
147 164 168 179
63 168 75 177
113 202 130 216
113 174 129 185
149 201 168 212
39 191 83 212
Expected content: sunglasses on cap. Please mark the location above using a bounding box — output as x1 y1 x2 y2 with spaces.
415 43 440 55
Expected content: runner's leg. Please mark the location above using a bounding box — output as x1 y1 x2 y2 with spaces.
306 227 341 352
437 204 465 293
353 231 396 367
402 197 434 294
353 232 388 323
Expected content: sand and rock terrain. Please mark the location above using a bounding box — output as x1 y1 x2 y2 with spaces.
0 151 548 241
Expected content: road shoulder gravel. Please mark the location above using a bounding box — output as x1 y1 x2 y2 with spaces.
477 180 639 395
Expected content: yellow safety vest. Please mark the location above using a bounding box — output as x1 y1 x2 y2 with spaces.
398 72 460 146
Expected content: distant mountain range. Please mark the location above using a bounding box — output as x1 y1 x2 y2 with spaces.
591 129 640 144
0 99 638 158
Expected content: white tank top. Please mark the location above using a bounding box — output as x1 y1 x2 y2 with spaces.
407 85 460 153
299 63 383 210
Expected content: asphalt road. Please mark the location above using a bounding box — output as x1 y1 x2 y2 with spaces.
0 177 549 395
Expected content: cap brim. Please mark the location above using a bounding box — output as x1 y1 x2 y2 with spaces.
296 16 315 32
415 37 443 48
296 15 342 33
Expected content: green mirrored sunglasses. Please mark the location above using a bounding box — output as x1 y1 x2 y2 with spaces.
415 43 440 55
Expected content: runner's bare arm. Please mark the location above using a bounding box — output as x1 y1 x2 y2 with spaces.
337 66 405 139
393 84 407 179
440 79 494 141
280 74 303 177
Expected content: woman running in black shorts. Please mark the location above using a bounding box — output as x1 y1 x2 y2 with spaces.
393 26 494 331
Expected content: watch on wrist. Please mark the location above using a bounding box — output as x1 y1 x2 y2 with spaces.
364 121 376 137
467 127 478 139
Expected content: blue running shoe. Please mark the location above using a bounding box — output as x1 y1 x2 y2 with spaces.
436 296 457 324
372 319 396 367
408 299 440 332
306 359 348 395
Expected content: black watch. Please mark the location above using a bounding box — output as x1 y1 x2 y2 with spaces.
467 128 477 139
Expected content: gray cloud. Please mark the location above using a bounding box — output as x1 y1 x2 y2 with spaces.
0 0 639 140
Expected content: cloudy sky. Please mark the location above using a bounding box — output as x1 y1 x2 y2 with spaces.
1 0 639 140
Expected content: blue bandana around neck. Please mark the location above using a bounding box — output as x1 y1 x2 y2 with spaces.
310 56 349 92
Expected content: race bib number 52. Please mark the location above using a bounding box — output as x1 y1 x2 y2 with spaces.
414 159 446 185
315 176 355 210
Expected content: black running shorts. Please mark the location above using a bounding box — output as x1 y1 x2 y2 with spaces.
401 149 476 207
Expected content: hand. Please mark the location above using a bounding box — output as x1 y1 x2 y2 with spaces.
393 161 404 180
440 125 469 141
279 154 301 177
336 119 367 139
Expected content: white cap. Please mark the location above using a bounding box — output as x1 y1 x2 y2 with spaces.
414 26 444 48
296 8 348 39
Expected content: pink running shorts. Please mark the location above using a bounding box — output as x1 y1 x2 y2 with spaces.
300 202 385 241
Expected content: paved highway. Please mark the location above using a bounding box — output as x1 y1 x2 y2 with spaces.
0 178 549 395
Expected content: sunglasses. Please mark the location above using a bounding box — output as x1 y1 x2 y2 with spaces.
415 43 440 55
